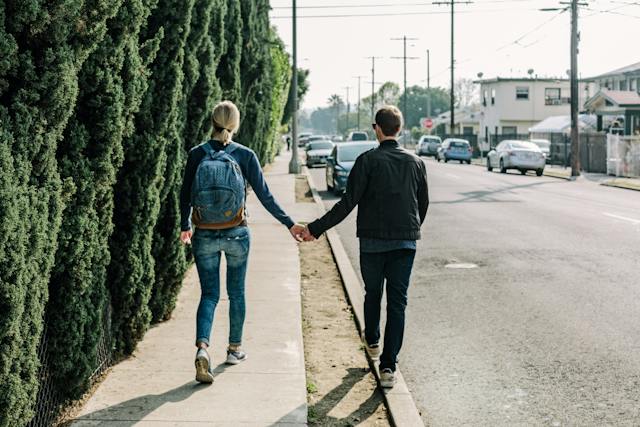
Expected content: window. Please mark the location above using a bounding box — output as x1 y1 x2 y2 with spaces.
483 90 488 106
545 88 566 105
631 79 637 92
516 87 529 100
491 89 496 105
619 80 628 91
463 126 474 135
502 126 517 135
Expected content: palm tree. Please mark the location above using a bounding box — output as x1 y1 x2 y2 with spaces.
328 94 343 134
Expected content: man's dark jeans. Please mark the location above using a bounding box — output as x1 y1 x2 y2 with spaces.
360 249 416 372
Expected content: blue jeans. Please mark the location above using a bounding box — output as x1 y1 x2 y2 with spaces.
360 249 416 372
192 226 250 347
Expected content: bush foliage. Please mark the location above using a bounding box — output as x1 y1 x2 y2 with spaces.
0 0 292 423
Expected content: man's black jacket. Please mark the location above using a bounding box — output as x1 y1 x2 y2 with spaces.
307 140 429 240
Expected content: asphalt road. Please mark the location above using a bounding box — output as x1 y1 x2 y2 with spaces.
307 156 640 426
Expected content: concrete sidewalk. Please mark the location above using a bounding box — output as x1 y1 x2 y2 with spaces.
73 152 317 426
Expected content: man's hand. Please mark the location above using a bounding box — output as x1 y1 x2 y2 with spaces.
289 224 306 242
301 226 316 242
180 230 193 245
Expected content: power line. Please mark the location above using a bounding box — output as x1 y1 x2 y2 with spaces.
271 0 538 9
270 7 543 19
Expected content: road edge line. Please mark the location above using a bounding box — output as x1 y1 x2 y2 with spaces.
303 167 424 427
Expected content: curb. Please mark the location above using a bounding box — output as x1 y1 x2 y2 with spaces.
302 167 424 427
470 159 572 180
601 180 640 192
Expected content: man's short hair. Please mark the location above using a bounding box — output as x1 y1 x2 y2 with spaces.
375 106 403 137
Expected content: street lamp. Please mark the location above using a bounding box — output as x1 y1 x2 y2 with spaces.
288 0 300 174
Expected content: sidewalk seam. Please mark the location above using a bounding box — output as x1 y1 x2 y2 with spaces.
302 167 424 427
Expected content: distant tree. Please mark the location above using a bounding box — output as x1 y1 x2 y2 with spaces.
400 85 451 128
455 78 479 108
281 68 310 126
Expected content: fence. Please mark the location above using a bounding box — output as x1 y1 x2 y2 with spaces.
607 134 640 177
27 304 114 426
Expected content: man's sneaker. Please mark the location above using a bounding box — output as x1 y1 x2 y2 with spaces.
225 348 248 365
195 348 214 383
380 368 396 388
363 337 381 360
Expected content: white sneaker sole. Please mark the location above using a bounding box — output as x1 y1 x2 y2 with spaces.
225 353 248 365
380 378 396 388
195 356 214 383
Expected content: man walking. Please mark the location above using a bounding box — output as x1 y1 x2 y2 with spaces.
302 106 429 388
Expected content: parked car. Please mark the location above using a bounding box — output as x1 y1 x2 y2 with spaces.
331 135 344 142
299 134 328 147
436 138 472 164
346 131 369 141
415 135 442 157
486 140 546 176
530 138 551 163
326 141 378 194
305 140 335 167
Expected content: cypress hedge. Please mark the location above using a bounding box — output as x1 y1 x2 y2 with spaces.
106 0 195 357
46 0 161 400
0 1 116 423
1 0 294 422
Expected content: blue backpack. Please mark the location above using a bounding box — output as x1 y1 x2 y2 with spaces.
191 142 246 227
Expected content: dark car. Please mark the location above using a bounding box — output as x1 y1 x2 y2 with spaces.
326 141 378 194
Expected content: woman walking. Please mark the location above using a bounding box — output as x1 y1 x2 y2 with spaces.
179 101 304 383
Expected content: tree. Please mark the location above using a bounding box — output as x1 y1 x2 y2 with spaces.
400 85 451 128
455 78 479 108
46 0 161 400
106 0 195 357
281 68 310 126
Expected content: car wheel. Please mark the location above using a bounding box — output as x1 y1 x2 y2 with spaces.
487 158 493 172
466 160 471 165
536 169 544 177
326 175 333 191
436 156 441 163
444 157 449 163
520 169 526 175
500 159 507 174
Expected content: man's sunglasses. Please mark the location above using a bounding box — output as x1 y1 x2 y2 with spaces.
371 123 377 130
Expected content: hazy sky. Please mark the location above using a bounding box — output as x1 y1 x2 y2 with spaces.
270 0 640 111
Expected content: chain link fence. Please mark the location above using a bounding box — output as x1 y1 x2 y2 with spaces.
607 134 640 177
27 304 113 427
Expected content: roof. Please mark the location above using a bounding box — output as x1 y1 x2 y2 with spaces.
473 77 570 84
589 61 640 80
528 115 597 133
584 89 640 110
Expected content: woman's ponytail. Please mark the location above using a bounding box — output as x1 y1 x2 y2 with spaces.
211 101 240 145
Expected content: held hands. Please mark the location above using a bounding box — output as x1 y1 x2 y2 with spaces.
289 223 316 243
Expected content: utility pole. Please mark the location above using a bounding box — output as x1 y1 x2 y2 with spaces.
434 0 472 134
343 86 351 133
354 75 365 130
427 49 432 119
391 36 419 144
366 56 382 120
541 0 587 177
288 0 300 174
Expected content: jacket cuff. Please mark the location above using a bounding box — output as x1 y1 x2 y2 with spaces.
307 220 323 239
283 217 295 229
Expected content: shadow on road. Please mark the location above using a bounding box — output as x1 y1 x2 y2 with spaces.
432 179 562 205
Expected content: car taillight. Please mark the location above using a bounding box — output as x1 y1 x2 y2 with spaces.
468 147 472 152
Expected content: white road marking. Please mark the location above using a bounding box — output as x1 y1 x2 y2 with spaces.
603 212 640 225
445 173 461 180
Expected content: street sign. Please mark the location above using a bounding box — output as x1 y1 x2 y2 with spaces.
421 118 433 129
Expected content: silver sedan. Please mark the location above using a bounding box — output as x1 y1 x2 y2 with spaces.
487 140 546 176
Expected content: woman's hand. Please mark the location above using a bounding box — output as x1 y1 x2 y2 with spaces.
180 230 193 245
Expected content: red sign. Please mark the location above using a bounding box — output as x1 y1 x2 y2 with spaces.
422 118 433 129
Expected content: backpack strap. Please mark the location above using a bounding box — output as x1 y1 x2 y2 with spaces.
201 141 215 158
224 141 240 154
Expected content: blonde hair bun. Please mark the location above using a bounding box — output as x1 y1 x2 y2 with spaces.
212 101 240 145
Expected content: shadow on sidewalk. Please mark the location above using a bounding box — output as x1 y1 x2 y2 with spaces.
301 367 385 426
73 363 231 425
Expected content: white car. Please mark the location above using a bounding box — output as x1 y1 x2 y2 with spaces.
487 140 546 176
415 135 442 157
305 140 335 167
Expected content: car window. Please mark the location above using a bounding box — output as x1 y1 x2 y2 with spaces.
510 141 538 150
308 142 333 150
350 132 368 141
450 141 469 148
337 144 375 162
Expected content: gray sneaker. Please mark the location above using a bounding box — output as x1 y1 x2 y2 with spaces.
195 348 214 383
225 348 248 365
362 337 381 360
380 368 396 388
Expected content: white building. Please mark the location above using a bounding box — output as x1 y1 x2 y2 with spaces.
474 77 593 142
